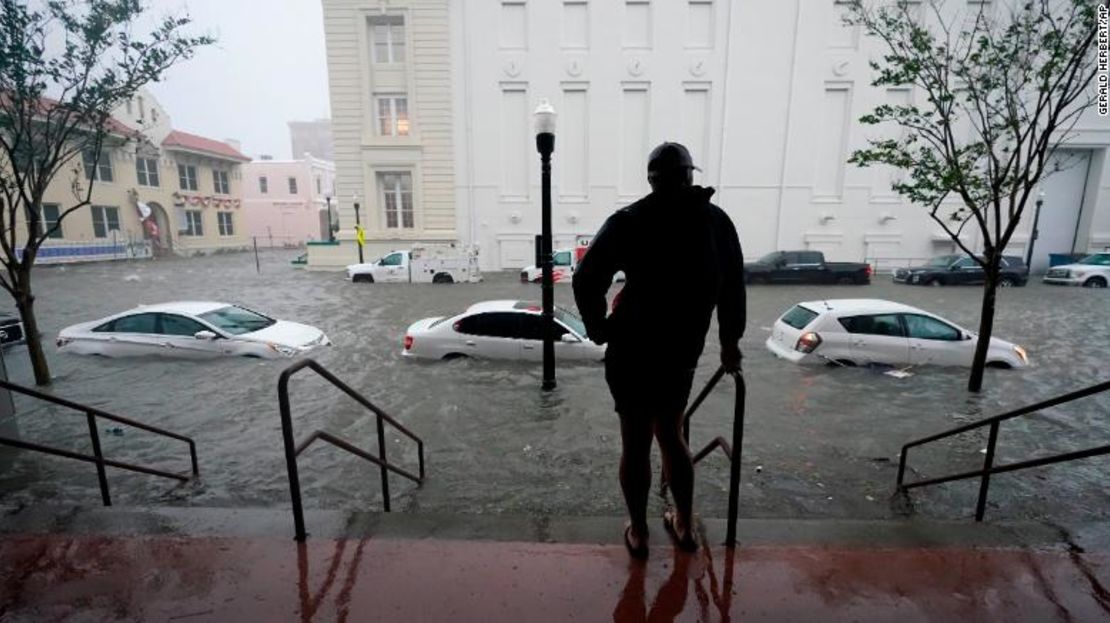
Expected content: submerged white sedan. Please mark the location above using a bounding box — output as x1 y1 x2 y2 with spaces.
402 300 605 362
765 299 1029 369
57 302 330 359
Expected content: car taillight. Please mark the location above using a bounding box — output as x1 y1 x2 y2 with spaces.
404 335 414 350
795 332 822 353
866 264 873 277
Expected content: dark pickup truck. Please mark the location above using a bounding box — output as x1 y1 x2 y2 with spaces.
892 254 1028 287
745 251 872 285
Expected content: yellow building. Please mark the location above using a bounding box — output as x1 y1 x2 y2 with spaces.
25 89 250 264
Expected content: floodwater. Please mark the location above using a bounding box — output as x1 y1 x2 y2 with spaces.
0 250 1107 524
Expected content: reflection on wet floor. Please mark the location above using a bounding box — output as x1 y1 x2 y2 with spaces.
2 532 1109 621
0 249 1107 523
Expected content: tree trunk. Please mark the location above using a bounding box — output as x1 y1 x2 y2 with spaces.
13 277 51 386
967 266 999 393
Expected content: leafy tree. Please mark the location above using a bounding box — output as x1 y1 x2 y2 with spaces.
0 0 213 385
846 0 1099 391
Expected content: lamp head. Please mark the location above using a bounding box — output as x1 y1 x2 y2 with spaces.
534 99 557 135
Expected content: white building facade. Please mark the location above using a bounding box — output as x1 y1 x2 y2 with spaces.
320 0 1110 272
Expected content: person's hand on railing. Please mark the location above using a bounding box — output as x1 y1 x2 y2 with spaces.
721 343 742 375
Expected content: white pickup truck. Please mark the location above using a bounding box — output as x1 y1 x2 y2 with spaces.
346 245 481 284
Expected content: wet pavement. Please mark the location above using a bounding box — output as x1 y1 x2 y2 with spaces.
0 250 1107 523
1 529 1109 622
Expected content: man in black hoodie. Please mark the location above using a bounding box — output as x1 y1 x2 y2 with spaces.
573 142 745 557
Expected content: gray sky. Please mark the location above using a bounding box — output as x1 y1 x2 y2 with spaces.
147 0 331 160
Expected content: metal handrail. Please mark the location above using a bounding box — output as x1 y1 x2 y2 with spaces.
679 365 746 546
278 358 425 542
0 378 199 506
897 379 1110 521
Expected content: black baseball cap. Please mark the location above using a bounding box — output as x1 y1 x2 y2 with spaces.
647 142 701 172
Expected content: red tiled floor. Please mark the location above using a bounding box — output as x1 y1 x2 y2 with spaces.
1 533 1108 621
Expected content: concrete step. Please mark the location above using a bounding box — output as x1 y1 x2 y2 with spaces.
4 503 1109 552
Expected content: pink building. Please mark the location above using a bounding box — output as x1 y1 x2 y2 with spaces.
242 155 336 247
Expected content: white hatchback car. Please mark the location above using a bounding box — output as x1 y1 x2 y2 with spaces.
402 300 604 362
765 299 1029 369
57 302 330 359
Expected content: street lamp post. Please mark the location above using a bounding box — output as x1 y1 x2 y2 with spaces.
352 193 364 264
1024 190 1045 271
534 100 557 391
325 195 335 243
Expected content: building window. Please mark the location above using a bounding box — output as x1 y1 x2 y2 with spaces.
82 150 114 182
217 212 234 236
369 16 405 63
41 203 63 239
315 176 321 194
376 96 410 136
178 164 198 191
213 169 230 195
259 176 268 193
136 157 160 187
184 210 203 236
288 176 298 194
379 172 414 229
90 206 121 239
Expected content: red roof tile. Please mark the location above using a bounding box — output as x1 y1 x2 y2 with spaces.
162 130 250 162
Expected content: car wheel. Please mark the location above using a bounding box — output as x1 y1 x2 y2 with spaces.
985 361 1012 369
1083 276 1107 288
998 278 1015 288
443 353 468 360
432 273 454 284
928 278 943 287
747 275 767 285
836 277 855 285
352 274 374 284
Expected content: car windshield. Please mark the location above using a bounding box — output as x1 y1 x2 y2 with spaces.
925 255 958 267
198 306 275 335
554 307 587 337
1078 254 1110 266
758 252 782 264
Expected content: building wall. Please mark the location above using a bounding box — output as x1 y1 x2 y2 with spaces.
323 0 1110 272
242 158 337 245
165 150 250 254
322 0 457 267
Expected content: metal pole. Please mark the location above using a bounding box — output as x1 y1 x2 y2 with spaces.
975 421 1000 522
278 373 307 541
725 370 745 546
326 196 334 242
85 411 111 506
354 202 364 264
537 132 556 390
1024 196 1044 270
253 237 260 274
376 414 391 512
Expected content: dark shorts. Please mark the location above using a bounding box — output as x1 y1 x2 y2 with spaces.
604 354 696 417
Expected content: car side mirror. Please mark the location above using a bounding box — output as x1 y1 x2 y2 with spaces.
194 330 217 340
962 331 973 341
950 265 961 271
775 259 787 267
560 333 581 344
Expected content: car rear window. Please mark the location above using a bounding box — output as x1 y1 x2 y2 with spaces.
780 305 818 330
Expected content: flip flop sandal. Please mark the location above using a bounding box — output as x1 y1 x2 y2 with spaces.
624 524 649 560
662 509 698 553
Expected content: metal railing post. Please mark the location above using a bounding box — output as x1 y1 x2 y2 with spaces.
975 421 1000 522
188 441 199 476
85 411 111 507
376 414 391 512
896 447 909 489
725 371 745 546
278 370 307 542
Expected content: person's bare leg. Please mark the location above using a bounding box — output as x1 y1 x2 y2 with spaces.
655 411 695 545
619 412 653 549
